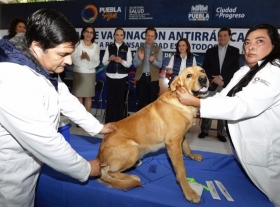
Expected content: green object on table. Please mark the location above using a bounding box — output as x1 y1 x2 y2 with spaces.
187 177 210 191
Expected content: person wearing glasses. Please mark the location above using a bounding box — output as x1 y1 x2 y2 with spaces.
72 26 100 114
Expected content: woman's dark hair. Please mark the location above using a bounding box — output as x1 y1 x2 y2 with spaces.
80 25 96 43
244 24 280 68
7 17 26 39
229 23 280 96
175 38 192 56
25 8 79 50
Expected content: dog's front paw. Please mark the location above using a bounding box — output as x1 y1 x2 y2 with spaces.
189 153 203 161
186 190 200 204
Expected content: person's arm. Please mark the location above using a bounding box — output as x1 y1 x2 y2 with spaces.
192 56 197 66
102 46 110 66
222 47 240 86
0 66 92 182
166 55 174 74
152 48 163 69
88 43 100 69
178 64 280 121
57 77 104 134
71 44 81 66
89 160 101 176
176 87 201 107
133 48 143 68
201 50 212 81
121 47 132 68
58 78 114 135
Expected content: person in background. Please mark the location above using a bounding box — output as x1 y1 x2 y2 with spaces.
166 38 197 85
2 17 26 39
198 27 240 142
102 27 132 123
72 25 100 114
0 9 113 207
133 27 163 111
176 23 280 207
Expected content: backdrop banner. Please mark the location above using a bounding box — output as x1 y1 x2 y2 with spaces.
1 0 279 112
1 0 279 29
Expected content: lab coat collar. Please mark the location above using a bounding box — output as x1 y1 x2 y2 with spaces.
0 34 58 91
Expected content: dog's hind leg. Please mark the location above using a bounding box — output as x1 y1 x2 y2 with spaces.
182 138 202 161
98 141 143 189
166 138 200 203
109 172 141 182
107 172 142 189
108 142 141 172
98 139 141 172
99 165 142 189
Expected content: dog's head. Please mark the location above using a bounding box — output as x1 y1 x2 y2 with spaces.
170 66 209 97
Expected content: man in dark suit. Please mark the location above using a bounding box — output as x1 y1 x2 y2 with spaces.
199 27 240 142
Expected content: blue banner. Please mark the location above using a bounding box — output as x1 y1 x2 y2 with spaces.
1 0 280 29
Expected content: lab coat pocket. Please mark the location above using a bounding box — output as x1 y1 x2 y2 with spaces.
242 139 273 167
0 158 40 200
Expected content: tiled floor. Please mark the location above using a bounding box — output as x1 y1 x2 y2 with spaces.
69 109 232 155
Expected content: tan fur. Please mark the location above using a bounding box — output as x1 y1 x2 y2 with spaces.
97 66 209 203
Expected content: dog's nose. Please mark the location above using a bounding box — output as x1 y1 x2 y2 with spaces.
198 76 207 85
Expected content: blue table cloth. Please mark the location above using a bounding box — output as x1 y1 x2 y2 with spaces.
35 134 273 207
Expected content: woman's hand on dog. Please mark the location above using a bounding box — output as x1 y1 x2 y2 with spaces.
176 87 201 107
89 159 101 177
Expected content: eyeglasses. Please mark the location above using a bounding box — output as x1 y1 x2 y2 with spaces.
84 30 94 35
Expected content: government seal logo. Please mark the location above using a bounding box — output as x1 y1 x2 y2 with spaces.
81 4 98 23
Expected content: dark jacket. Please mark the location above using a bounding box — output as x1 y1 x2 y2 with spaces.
168 53 194 85
202 45 240 91
106 42 129 74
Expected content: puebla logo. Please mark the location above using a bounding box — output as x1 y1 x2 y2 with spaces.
81 4 98 23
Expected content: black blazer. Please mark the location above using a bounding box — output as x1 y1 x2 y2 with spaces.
202 45 240 91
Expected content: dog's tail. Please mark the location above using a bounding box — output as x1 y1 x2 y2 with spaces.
98 165 142 190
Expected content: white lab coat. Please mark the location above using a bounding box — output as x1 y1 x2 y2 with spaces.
200 61 280 206
0 63 103 207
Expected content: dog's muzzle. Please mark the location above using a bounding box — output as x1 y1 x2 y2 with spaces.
198 75 208 85
192 75 209 97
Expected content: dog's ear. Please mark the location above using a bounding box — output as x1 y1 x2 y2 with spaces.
170 76 182 91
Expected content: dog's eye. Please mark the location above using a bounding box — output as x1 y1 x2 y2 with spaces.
200 70 206 74
187 74 192 78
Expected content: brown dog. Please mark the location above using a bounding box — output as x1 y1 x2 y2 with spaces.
96 66 209 203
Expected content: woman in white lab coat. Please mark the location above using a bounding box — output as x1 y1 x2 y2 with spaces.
176 24 280 207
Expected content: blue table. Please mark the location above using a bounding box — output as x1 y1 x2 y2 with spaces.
35 134 273 207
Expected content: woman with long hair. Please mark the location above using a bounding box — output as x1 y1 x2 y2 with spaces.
176 24 280 206
3 17 26 39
